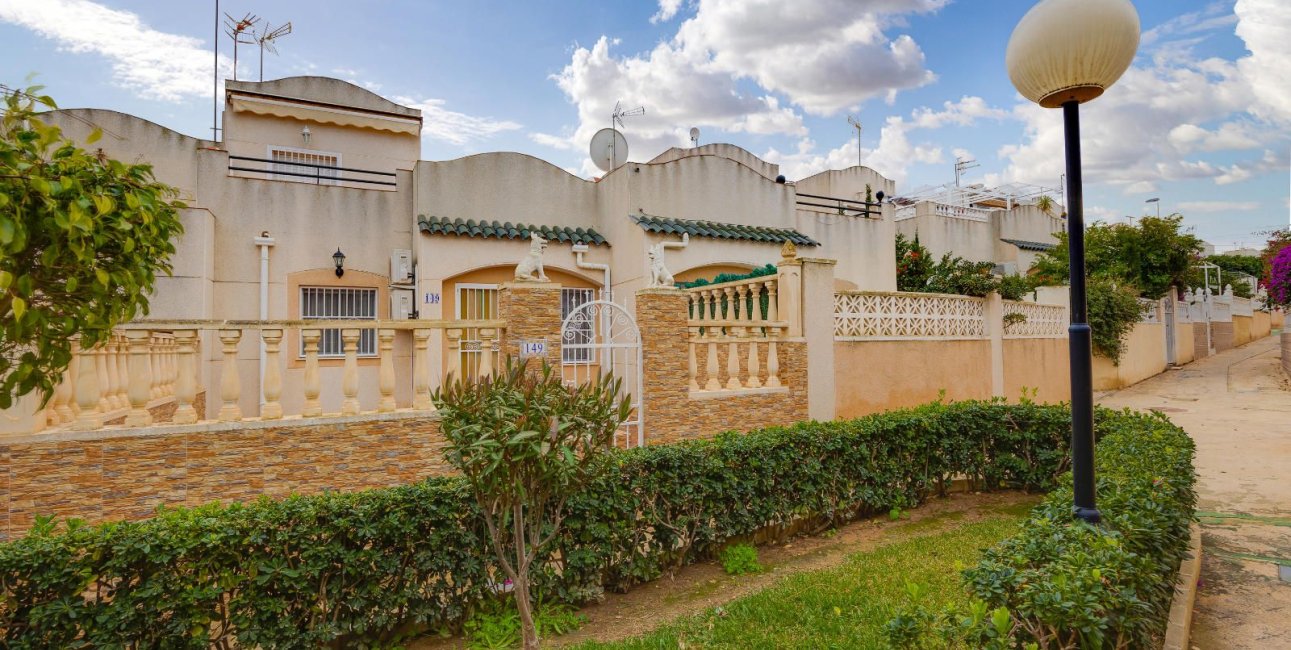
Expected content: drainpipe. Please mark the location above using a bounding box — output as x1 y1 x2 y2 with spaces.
253 232 275 410
662 232 690 255
572 243 611 301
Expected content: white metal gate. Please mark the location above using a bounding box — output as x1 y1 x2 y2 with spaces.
456 284 501 380
560 300 644 448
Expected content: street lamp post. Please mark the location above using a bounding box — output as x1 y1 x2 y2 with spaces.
1007 0 1140 525
1146 197 1160 219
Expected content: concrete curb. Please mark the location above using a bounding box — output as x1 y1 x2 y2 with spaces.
1163 522 1203 650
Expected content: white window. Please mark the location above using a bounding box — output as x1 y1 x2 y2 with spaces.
268 146 341 185
300 287 377 357
561 288 595 364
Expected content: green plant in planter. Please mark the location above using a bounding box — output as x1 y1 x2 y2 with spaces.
719 543 762 576
434 359 630 650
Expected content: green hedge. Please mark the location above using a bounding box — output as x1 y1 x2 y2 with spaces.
890 409 1196 648
3 401 1078 647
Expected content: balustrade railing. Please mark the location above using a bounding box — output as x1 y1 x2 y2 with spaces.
12 319 503 436
934 203 992 221
684 276 788 392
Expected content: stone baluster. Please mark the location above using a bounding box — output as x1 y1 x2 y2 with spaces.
704 325 721 391
478 328 496 379
765 280 779 323
726 287 739 322
173 330 199 424
114 334 130 409
746 332 762 389
261 329 283 419
765 327 782 388
413 328 433 410
446 329 463 381
688 293 698 322
50 361 75 424
217 329 243 421
377 328 397 412
726 325 744 390
340 328 361 415
688 325 701 391
162 335 176 395
124 330 155 426
94 340 112 413
72 337 103 431
147 333 161 400
301 329 322 417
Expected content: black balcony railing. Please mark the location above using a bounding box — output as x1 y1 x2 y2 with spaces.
794 192 881 218
228 155 397 188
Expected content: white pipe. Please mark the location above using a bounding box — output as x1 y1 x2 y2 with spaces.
253 232 275 410
661 232 690 253
572 244 611 300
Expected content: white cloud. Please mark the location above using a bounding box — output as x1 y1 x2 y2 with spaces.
674 0 945 115
392 96 522 146
763 95 1002 183
994 1 1291 197
0 0 228 101
1178 201 1260 212
651 0 685 23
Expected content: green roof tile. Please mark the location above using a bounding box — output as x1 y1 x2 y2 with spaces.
1000 238 1056 252
630 214 819 246
417 215 609 246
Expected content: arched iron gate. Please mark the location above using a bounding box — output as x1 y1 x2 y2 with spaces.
559 299 643 447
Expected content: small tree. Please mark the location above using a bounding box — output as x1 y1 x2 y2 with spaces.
433 359 630 649
895 232 933 292
1030 215 1202 299
1 86 185 408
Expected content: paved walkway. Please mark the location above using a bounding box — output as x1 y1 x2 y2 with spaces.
1098 333 1291 649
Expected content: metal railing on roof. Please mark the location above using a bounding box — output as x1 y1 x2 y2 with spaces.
794 192 881 218
227 154 397 188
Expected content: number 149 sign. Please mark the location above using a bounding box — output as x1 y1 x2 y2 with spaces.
519 340 547 359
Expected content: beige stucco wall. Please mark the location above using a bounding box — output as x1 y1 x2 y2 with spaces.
896 210 997 263
1252 311 1271 340
1233 315 1253 347
1093 322 1167 390
1174 321 1196 365
1002 338 1071 403
648 143 780 180
1272 309 1285 329
834 340 992 419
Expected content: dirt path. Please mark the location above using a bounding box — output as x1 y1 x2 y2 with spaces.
410 491 1039 648
1097 332 1291 649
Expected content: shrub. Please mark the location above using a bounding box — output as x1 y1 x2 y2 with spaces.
889 409 1197 649
1 400 1081 646
719 544 762 576
1087 277 1144 364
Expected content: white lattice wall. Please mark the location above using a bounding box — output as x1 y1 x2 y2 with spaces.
1232 296 1253 317
1138 298 1161 323
834 291 987 340
1002 300 1067 338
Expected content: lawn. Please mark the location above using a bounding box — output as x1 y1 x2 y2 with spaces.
570 509 1029 649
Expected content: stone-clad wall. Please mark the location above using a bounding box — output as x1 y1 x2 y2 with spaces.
0 413 448 540
637 288 808 444
498 282 562 370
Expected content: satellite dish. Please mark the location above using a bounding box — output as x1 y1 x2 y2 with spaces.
689 127 700 147
590 127 629 172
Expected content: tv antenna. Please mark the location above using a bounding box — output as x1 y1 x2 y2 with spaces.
256 21 292 82
689 127 700 148
847 115 862 166
223 12 260 81
954 156 980 187
612 101 645 129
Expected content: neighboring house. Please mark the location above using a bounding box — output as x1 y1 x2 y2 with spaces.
40 76 897 418
892 182 1064 274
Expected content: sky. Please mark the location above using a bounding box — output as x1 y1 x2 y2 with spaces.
1 0 1288 250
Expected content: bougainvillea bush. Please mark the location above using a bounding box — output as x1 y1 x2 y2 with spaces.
1268 245 1291 306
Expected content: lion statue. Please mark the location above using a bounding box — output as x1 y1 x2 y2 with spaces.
514 232 549 282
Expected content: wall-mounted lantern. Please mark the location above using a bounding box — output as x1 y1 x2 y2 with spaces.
301 126 311 144
333 247 345 278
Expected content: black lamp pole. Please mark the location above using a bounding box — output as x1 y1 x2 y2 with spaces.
1062 100 1099 524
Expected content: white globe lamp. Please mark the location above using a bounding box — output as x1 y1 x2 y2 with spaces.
1006 0 1140 525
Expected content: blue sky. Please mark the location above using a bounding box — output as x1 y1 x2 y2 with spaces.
2 0 1288 249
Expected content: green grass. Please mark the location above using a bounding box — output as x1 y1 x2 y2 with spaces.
572 514 1027 650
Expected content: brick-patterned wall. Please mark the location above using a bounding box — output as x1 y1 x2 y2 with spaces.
0 413 448 540
1212 322 1234 352
499 282 562 370
1193 323 1210 359
637 288 808 445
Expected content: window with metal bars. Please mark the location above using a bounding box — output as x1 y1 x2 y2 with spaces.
300 287 377 357
561 288 595 364
269 147 341 185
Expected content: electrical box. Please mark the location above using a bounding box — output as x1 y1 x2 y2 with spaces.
390 289 414 320
390 249 413 285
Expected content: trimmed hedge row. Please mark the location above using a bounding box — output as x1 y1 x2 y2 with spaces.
1 400 1096 647
890 408 1197 648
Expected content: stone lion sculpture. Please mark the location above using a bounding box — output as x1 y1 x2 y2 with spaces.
514 232 549 282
